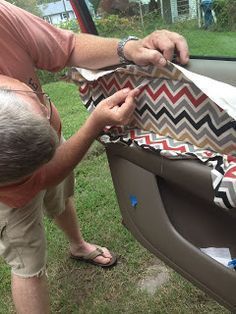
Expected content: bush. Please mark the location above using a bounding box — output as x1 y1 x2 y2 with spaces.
95 14 143 37
58 19 80 32
95 13 166 38
95 14 131 36
213 0 236 31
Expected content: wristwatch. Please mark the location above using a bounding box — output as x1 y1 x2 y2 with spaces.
117 36 139 64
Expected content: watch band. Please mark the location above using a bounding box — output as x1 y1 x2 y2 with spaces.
117 36 139 64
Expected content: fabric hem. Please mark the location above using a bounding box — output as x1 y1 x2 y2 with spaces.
11 265 47 278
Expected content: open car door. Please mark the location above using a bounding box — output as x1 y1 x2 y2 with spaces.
70 1 236 311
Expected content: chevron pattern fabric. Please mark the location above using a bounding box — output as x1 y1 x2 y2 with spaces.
79 63 236 156
70 63 236 211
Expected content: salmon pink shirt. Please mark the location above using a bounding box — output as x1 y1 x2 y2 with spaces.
0 0 76 207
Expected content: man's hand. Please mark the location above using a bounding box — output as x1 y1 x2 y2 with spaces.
89 88 140 131
69 31 189 70
124 30 189 67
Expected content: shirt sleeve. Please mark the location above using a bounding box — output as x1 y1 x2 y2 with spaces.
0 0 76 72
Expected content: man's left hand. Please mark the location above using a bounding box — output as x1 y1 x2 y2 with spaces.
124 29 189 67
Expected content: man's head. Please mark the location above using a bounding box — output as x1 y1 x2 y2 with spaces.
0 88 58 185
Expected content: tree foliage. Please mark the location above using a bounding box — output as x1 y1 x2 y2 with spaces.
213 0 236 30
6 0 41 16
90 0 101 13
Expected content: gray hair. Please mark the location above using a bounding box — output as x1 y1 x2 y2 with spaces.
0 89 58 184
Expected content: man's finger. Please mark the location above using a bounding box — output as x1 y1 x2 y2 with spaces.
172 36 189 64
106 88 131 107
114 91 135 118
151 35 175 62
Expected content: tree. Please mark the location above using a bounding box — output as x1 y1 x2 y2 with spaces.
6 0 41 16
91 0 101 14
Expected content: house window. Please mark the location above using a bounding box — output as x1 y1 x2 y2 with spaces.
61 12 69 19
177 0 189 15
43 16 51 23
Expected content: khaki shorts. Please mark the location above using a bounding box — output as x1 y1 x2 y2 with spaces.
0 172 74 278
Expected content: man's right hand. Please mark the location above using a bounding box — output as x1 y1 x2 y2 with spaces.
88 88 140 132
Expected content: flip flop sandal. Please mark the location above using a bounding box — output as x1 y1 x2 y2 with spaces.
70 245 117 268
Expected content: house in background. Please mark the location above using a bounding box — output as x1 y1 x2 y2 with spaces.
39 0 198 25
164 0 198 23
97 0 198 23
135 0 198 23
38 0 94 24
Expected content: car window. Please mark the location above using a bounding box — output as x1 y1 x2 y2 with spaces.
87 0 236 58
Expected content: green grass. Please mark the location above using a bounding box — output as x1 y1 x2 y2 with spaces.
96 15 236 57
175 27 236 57
0 81 230 313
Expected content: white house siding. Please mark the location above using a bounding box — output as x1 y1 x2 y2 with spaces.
160 0 164 17
170 0 197 22
45 11 75 24
170 0 178 21
39 0 94 25
189 0 197 19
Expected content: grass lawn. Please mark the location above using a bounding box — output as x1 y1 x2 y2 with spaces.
96 16 236 57
0 81 230 313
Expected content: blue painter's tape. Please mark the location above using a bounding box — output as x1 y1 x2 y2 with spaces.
228 259 236 270
129 195 138 207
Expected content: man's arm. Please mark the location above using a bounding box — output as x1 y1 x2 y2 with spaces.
67 33 120 69
67 30 189 69
0 1 189 71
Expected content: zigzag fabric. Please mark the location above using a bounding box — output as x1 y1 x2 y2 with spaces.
70 63 236 211
79 63 236 156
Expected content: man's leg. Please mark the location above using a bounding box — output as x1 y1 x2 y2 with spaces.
54 197 113 265
12 274 50 314
205 4 213 28
0 192 50 313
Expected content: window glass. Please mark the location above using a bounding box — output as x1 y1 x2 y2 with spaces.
177 0 189 15
87 0 236 57
61 12 69 19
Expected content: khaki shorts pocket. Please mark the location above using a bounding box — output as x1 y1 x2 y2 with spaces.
0 220 24 271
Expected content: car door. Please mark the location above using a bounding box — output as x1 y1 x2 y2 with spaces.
70 1 236 311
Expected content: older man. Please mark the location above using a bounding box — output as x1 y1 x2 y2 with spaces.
0 0 189 313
